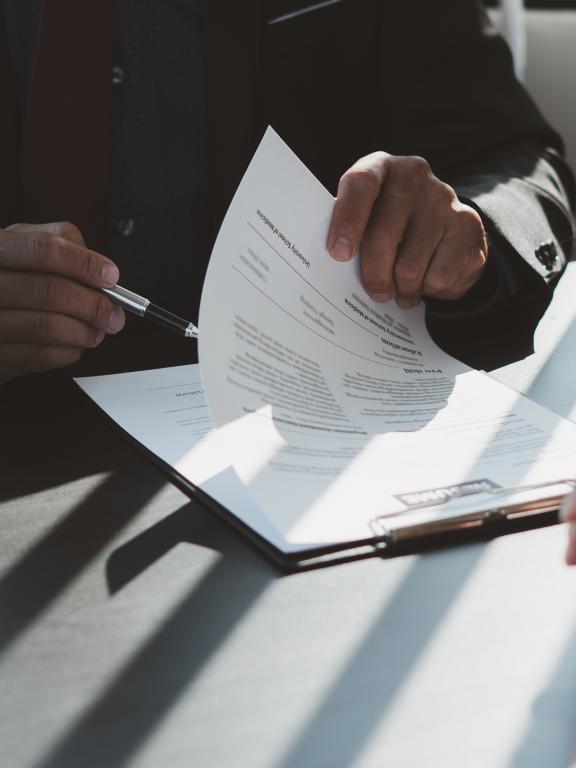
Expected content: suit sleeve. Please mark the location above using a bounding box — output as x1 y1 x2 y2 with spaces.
427 145 574 370
0 7 24 227
390 1 576 370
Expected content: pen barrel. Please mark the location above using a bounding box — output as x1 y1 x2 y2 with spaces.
101 285 149 317
146 303 197 337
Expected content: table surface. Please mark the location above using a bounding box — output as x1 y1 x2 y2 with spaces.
3 268 576 768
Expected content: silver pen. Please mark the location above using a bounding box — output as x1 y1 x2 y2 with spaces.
101 285 199 339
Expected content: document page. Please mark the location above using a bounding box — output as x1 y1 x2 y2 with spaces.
76 365 291 552
198 127 576 546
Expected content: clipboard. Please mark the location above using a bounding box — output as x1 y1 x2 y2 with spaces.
370 480 573 549
192 479 572 571
89 402 574 571
75 368 575 573
81 387 576 573
270 480 573 570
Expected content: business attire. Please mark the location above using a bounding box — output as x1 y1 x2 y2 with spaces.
0 0 573 375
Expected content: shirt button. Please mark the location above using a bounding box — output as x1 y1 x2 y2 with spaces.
117 218 135 237
112 65 125 86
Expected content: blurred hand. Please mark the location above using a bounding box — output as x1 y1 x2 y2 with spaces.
561 491 576 565
328 152 487 307
0 221 125 384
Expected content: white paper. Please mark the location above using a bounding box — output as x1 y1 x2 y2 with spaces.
197 127 576 546
76 365 293 552
494 262 576 423
77 130 576 558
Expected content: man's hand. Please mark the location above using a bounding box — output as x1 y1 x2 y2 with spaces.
561 492 576 565
328 153 488 307
0 222 125 384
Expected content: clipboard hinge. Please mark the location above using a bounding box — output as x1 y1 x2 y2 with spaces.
483 508 506 523
370 480 574 547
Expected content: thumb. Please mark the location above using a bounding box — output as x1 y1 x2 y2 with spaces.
6 221 86 247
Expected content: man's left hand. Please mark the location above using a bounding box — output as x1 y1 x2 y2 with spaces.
561 492 576 565
328 152 488 307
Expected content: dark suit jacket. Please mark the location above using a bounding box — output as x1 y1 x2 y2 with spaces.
0 0 574 374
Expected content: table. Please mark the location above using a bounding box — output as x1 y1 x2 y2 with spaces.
3 268 576 768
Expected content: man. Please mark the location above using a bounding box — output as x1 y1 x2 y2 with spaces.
0 0 573 384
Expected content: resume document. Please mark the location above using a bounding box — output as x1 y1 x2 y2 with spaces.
77 129 576 558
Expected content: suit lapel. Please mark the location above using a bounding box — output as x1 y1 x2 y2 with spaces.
201 0 263 233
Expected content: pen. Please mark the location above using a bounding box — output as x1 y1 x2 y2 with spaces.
101 285 199 339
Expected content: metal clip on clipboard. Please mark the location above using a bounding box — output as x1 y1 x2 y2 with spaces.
370 480 575 547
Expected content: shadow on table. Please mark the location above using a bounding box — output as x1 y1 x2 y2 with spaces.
0 376 133 502
506 311 576 766
35 527 484 768
267 304 576 768
275 544 485 768
9 295 570 767
33 505 278 768
105 503 223 594
0 467 167 657
510 619 576 768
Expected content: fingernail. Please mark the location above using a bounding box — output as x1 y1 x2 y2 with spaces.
107 306 126 333
559 492 575 522
370 292 392 303
397 296 420 309
89 330 106 348
101 263 119 286
331 237 353 262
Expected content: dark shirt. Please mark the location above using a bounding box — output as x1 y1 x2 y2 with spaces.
3 0 209 316
108 0 208 313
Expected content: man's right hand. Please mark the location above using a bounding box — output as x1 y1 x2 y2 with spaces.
0 222 125 384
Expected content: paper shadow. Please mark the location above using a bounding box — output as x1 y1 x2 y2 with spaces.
106 501 244 594
34 528 277 768
231 325 457 537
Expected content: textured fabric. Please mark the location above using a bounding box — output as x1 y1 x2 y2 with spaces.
0 0 40 114
21 0 114 249
107 0 208 314
2 0 207 316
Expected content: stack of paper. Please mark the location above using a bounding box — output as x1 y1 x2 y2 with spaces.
76 129 576 568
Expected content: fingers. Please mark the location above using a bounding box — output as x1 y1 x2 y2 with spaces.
329 154 488 306
359 189 411 304
0 224 119 288
566 524 576 567
0 308 107 381
421 205 487 300
0 272 126 334
0 222 124 383
363 198 444 308
393 223 443 308
560 492 576 565
0 342 85 379
360 157 446 306
0 310 106 348
328 153 391 263
6 221 87 247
